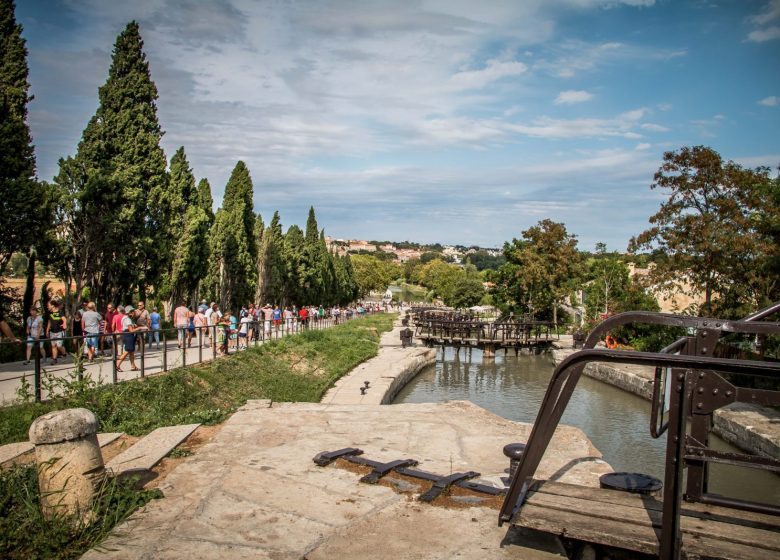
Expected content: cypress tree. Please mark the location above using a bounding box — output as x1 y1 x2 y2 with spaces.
256 212 286 305
53 21 167 306
0 0 50 274
302 207 326 304
161 147 208 308
197 178 215 225
283 225 305 305
206 161 257 311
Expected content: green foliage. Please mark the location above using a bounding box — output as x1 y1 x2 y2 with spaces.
0 0 52 274
630 145 779 316
493 219 582 320
447 265 485 309
351 254 400 297
51 21 167 310
256 211 286 305
463 250 505 271
0 463 161 559
206 161 257 311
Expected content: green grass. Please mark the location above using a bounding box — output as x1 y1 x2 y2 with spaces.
0 313 396 559
0 313 396 443
0 464 162 560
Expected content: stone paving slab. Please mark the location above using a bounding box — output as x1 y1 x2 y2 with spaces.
0 431 125 466
0 441 33 465
106 424 199 475
83 400 610 559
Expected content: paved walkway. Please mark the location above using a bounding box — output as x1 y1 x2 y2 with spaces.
83 400 610 560
0 320 343 405
81 319 611 559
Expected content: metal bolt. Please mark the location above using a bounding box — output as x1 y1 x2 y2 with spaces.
677 373 685 381
698 450 704 456
702 322 708 327
364 381 371 388
697 403 703 409
699 372 705 379
716 323 721 327
712 388 719 395
360 387 367 395
701 348 708 354
726 390 733 397
676 384 683 392
698 388 704 394
701 330 708 337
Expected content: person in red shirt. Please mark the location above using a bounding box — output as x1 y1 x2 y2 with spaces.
103 303 117 355
299 306 308 330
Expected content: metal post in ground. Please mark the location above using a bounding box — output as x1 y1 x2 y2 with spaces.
198 327 203 362
182 331 187 368
34 340 42 402
139 332 145 378
162 330 167 372
111 334 118 384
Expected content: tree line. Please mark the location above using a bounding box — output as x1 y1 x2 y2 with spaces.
0 11 358 321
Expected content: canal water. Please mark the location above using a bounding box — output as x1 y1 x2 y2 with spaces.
393 346 780 505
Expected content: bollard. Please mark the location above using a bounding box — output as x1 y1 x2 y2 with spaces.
503 443 526 480
29 408 105 524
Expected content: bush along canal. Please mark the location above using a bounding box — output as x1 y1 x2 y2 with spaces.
393 345 780 505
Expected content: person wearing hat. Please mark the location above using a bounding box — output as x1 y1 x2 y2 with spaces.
115 305 145 371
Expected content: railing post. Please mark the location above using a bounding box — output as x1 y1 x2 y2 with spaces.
198 327 203 362
162 330 167 372
212 325 217 360
111 333 118 384
34 340 42 402
182 330 186 368
139 331 145 378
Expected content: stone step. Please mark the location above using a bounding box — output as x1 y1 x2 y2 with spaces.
106 424 199 476
0 431 125 466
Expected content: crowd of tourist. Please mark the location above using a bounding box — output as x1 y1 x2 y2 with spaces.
13 298 394 368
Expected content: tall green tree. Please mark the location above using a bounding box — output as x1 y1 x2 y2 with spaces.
301 207 326 304
0 0 51 278
255 211 286 305
205 161 257 312
629 146 779 316
197 178 214 225
160 147 210 309
493 219 582 321
282 224 305 304
52 21 167 310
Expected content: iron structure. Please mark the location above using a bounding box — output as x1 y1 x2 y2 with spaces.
499 302 780 559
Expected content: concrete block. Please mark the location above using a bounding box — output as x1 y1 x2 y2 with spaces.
107 424 199 475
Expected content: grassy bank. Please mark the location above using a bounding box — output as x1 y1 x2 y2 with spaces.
1 313 396 445
0 313 396 559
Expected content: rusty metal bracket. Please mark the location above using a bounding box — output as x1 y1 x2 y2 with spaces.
418 471 480 502
313 447 363 466
313 449 505 501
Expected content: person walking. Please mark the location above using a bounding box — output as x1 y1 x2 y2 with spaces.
46 300 67 364
149 306 161 349
194 305 208 347
24 307 44 364
102 303 117 356
81 302 102 363
115 305 145 371
173 301 190 349
135 301 150 351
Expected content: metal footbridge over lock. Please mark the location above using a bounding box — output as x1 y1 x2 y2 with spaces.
500 302 780 559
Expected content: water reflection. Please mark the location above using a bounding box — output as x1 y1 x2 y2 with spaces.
393 346 779 504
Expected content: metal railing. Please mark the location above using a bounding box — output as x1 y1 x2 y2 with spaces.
498 302 780 559
0 309 382 404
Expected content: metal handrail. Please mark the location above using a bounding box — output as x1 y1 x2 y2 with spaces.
1 308 383 404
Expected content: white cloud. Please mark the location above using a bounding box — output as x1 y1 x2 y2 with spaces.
749 0 780 26
641 123 669 132
747 1 780 42
635 143 652 150
554 90 594 104
759 96 779 106
450 59 528 91
748 25 780 42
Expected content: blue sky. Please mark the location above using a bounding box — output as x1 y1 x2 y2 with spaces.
16 0 780 251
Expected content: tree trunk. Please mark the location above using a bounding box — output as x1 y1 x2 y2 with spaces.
23 248 36 321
